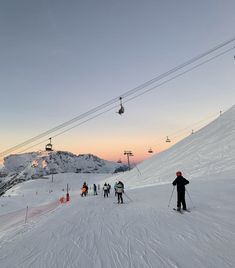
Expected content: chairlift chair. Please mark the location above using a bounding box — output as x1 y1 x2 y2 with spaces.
166 136 171 143
148 148 153 153
45 138 53 151
117 159 122 164
117 97 125 115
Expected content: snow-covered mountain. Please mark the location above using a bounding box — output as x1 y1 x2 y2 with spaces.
0 151 128 195
108 105 235 188
3 151 127 175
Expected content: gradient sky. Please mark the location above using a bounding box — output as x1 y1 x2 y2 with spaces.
0 0 235 164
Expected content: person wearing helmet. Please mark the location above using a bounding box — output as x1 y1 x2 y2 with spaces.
172 171 189 211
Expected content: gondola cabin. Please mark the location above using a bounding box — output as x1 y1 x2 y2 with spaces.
117 97 125 115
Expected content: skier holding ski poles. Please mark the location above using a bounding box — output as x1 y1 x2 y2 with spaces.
116 181 124 204
172 171 189 212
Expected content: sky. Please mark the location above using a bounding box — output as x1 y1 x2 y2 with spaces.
0 0 235 165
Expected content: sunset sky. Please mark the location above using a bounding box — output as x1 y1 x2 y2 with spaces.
0 0 235 165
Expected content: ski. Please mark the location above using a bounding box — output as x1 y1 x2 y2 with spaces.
184 209 191 213
173 208 191 213
173 208 183 214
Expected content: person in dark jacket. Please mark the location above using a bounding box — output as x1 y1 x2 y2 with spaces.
107 184 111 194
81 182 88 197
172 171 189 211
116 181 124 204
103 183 109 198
93 184 97 195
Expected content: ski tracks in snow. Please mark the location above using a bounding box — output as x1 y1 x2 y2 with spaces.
1 180 235 268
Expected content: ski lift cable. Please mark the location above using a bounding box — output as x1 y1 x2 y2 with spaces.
170 114 218 138
170 104 232 139
20 45 232 154
18 103 120 154
121 46 235 107
2 45 234 157
4 45 235 157
17 98 207 155
0 98 120 157
18 46 232 155
152 106 232 150
120 37 235 100
0 39 234 157
17 103 231 156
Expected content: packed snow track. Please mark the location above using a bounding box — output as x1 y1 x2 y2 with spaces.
0 175 235 268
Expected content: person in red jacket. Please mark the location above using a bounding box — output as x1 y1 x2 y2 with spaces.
172 171 189 211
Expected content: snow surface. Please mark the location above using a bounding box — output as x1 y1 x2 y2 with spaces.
0 173 235 268
104 105 235 189
0 105 235 267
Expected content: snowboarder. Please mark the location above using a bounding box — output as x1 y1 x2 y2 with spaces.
93 184 97 195
103 183 109 198
116 181 124 204
81 182 88 197
172 171 189 211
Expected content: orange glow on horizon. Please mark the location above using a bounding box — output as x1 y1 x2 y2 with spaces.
0 133 186 167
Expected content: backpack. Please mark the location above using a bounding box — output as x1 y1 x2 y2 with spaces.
82 187 87 193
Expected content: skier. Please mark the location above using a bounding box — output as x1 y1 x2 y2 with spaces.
172 171 189 211
81 182 88 197
103 183 109 198
116 181 124 204
107 184 111 194
93 184 97 195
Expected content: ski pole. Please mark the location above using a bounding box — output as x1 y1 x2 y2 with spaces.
124 192 133 202
186 189 195 208
134 165 142 176
168 186 175 208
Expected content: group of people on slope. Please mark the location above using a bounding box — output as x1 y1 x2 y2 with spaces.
103 181 125 203
80 171 189 210
81 181 125 204
81 182 98 197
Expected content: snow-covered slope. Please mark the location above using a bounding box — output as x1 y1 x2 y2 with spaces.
1 105 235 268
0 172 235 268
110 105 235 188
